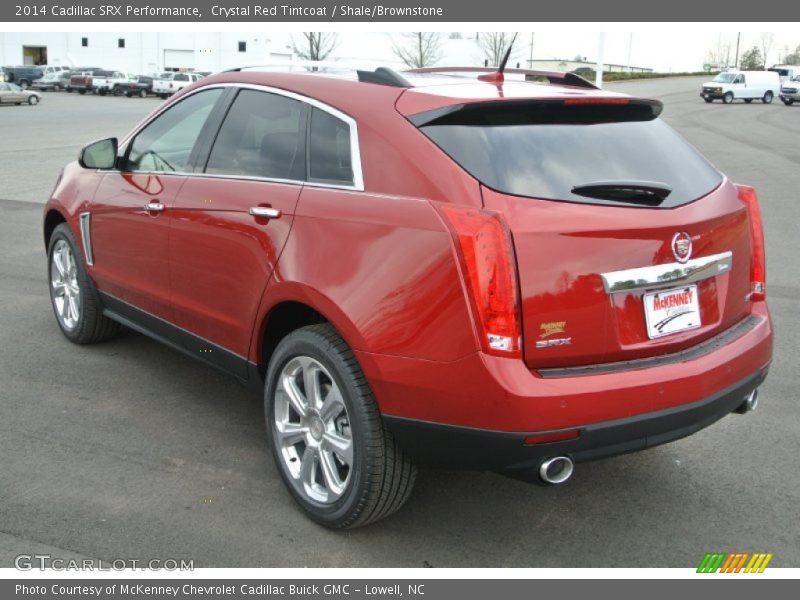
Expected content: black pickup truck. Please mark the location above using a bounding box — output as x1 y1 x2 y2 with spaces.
112 75 154 97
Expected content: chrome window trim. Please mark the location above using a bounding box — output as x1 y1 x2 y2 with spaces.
601 251 733 294
115 82 364 192
78 212 94 266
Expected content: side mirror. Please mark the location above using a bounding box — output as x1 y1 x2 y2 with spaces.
78 137 118 170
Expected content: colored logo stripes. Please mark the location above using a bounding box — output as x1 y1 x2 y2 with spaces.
697 552 773 573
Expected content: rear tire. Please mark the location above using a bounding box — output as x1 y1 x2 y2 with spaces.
723 92 734 104
265 324 416 529
47 223 121 344
20 80 29 90
762 91 774 104
139 89 148 98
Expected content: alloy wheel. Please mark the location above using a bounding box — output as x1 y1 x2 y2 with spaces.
50 239 81 330
273 356 353 505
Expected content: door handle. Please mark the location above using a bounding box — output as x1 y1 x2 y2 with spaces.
249 207 281 219
144 202 165 212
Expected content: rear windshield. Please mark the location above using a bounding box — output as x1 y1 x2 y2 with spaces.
417 101 722 208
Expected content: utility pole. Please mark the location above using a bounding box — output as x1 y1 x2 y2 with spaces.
734 32 741 69
595 32 605 88
529 32 534 68
627 32 633 72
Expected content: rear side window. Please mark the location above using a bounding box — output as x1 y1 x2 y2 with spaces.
308 108 354 185
125 88 222 173
206 89 305 181
417 101 722 208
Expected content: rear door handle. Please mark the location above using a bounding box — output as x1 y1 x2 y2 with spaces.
144 202 165 212
249 207 281 219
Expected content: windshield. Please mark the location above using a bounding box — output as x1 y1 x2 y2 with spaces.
418 102 722 208
713 73 736 83
793 75 800 82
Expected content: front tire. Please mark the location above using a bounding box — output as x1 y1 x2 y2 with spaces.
47 223 121 344
723 92 734 104
763 91 774 104
703 97 713 103
782 98 795 105
265 324 416 529
28 95 39 105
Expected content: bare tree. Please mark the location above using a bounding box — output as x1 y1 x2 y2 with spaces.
760 33 774 67
292 32 339 62
706 34 731 67
392 32 444 68
477 32 518 67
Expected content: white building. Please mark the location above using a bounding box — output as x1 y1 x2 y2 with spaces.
0 32 296 73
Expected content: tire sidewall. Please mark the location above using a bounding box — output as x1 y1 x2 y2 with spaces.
723 92 733 104
265 330 375 527
47 224 92 342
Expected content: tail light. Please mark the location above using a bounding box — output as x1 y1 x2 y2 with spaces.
736 184 766 301
435 203 522 357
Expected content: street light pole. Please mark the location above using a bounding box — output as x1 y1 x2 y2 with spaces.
734 32 741 69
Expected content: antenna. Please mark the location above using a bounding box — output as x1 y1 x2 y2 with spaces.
478 33 518 84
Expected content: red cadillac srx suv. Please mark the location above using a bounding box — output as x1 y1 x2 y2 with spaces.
43 66 773 528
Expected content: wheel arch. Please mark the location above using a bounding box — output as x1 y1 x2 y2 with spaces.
251 282 371 375
43 208 68 249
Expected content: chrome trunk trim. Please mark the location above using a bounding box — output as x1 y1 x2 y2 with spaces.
601 251 732 294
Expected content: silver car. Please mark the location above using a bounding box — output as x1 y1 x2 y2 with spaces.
0 82 42 105
780 75 800 106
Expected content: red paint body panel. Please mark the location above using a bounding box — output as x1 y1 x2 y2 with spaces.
251 187 478 363
482 181 752 369
89 171 184 320
358 303 772 432
169 177 300 357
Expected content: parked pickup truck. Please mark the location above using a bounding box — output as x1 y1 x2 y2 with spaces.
112 75 154 98
152 72 202 99
70 70 131 95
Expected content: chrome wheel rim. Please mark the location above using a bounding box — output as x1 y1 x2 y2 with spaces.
274 356 353 505
50 240 81 330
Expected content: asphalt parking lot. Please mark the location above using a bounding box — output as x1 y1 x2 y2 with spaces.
0 77 798 567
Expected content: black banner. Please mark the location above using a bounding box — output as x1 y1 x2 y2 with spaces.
1 0 798 22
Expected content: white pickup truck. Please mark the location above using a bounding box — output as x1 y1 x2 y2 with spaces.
152 72 203 99
69 69 132 95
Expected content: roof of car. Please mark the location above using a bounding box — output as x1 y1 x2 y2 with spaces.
196 66 632 118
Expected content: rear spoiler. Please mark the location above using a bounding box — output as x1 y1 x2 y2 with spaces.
408 97 664 127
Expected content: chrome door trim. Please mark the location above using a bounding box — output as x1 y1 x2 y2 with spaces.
78 212 94 266
601 251 733 294
114 82 365 192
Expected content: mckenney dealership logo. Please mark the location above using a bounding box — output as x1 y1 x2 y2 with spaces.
696 552 774 573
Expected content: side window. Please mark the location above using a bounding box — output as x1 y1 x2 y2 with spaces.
124 89 222 173
308 108 354 185
206 89 305 181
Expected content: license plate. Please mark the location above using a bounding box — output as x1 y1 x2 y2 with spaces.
643 285 701 339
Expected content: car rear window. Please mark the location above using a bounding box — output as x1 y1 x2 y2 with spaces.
416 100 723 208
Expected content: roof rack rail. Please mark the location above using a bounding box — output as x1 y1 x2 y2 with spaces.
406 67 598 89
222 62 410 87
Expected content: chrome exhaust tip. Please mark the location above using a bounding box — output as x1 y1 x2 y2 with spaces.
538 456 574 485
735 389 759 414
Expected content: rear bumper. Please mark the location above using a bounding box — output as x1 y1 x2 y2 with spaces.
384 369 766 476
358 303 772 469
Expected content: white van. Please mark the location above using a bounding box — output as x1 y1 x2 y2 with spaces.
769 65 800 83
701 70 781 104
